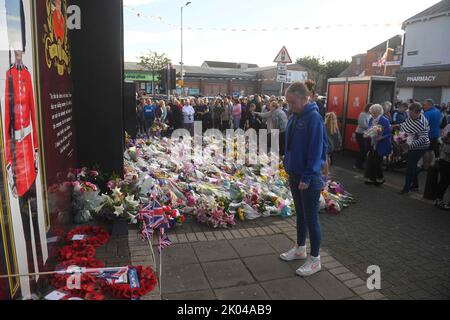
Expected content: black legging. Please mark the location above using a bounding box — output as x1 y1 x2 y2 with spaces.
437 160 450 199
365 149 384 181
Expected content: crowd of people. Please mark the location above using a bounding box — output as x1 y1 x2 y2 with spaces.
133 81 450 278
353 98 450 210
135 93 326 156
135 91 450 213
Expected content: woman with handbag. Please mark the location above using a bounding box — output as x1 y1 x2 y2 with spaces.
435 124 450 210
364 104 392 186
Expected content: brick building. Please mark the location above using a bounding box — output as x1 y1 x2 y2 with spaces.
125 61 326 97
339 35 403 78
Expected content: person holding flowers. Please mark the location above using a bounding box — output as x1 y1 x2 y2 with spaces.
398 103 430 195
364 104 392 186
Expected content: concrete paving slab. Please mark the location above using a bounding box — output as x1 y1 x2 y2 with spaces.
203 259 256 289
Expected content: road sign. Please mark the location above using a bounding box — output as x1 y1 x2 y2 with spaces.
277 63 287 72
277 74 287 83
274 46 292 64
286 71 308 83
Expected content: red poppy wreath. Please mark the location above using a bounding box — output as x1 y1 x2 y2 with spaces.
101 266 158 300
59 243 96 261
66 226 110 248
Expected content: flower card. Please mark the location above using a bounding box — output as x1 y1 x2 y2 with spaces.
45 290 68 300
71 234 87 241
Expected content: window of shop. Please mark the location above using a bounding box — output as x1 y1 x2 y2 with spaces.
413 87 442 104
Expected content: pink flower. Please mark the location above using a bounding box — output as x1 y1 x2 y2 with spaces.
90 171 99 177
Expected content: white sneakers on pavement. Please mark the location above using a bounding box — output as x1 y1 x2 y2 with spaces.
280 245 322 277
296 256 322 277
279 245 307 261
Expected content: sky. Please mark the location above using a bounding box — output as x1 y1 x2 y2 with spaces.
123 0 442 67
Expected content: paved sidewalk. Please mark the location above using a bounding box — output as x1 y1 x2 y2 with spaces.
127 219 385 300
124 153 450 300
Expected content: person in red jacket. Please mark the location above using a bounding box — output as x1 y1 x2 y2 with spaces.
4 50 43 291
5 51 38 198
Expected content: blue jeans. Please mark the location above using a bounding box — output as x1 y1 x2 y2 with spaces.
233 117 241 130
289 175 323 257
403 149 427 192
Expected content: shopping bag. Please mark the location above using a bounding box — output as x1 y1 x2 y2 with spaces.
423 165 439 200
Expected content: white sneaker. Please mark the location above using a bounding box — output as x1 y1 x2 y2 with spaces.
280 245 307 261
296 256 322 277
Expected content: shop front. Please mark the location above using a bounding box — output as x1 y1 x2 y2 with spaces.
124 71 160 95
397 69 450 104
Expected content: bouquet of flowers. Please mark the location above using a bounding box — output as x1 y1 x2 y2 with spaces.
65 170 103 224
393 131 410 153
93 187 140 222
320 180 356 214
195 196 235 229
149 120 169 138
393 131 408 144
364 125 383 139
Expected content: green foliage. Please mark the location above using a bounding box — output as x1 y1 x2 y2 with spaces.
296 56 351 79
137 50 172 94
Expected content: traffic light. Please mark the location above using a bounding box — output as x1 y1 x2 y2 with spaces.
159 69 167 93
170 68 176 90
159 68 177 93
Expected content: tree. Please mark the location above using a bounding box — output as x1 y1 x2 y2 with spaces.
296 56 351 80
138 51 171 95
295 56 325 73
324 60 351 79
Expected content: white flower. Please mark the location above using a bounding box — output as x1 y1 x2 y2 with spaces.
112 187 123 202
93 203 104 213
114 204 125 217
128 213 138 224
125 195 139 208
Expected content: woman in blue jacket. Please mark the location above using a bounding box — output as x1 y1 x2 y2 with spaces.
280 82 327 277
364 104 392 185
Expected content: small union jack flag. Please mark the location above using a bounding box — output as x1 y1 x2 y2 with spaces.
158 228 172 253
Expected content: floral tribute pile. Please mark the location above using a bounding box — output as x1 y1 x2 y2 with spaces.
60 131 355 258
49 226 157 300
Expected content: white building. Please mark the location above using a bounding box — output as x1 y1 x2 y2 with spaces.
396 0 450 104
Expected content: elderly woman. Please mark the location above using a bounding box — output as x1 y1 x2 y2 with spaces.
399 103 430 195
383 101 393 122
253 100 288 156
364 104 392 185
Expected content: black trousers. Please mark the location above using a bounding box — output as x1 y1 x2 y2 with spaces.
437 160 450 199
430 138 439 158
355 133 369 168
19 183 44 292
365 149 384 181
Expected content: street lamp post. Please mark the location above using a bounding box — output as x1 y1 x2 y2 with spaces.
181 1 191 96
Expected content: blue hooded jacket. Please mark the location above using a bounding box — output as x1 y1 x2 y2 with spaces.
284 102 328 185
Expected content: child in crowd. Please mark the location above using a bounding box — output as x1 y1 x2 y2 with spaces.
325 112 342 166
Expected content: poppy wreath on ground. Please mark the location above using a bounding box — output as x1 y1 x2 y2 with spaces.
66 226 110 248
51 273 105 300
59 243 95 261
101 265 158 300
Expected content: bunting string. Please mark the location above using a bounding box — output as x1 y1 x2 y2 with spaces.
124 6 402 32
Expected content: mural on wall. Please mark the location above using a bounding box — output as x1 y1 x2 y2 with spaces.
0 0 76 299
